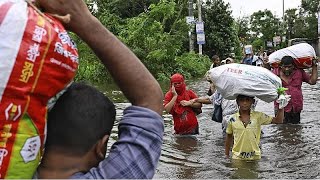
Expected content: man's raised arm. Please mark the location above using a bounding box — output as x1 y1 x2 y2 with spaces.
38 0 163 115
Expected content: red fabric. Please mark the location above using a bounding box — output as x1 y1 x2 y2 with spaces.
0 2 13 27
0 3 78 178
164 73 199 134
170 73 186 95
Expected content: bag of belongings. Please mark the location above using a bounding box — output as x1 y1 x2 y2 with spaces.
208 64 282 103
268 43 317 69
0 0 78 178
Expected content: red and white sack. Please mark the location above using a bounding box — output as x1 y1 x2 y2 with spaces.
0 0 78 178
208 64 282 103
268 43 316 69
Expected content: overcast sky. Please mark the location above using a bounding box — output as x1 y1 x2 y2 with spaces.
223 0 301 18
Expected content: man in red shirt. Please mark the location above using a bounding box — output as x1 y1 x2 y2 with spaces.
164 73 202 135
273 56 318 124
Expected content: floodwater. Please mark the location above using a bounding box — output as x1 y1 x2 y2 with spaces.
101 76 320 179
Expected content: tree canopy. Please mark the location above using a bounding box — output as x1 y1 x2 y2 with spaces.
74 0 319 83
202 0 237 59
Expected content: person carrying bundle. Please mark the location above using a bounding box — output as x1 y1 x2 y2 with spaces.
268 43 319 123
224 94 284 160
207 63 290 160
272 56 318 124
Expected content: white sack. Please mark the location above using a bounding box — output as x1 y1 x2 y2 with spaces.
268 43 316 65
209 63 282 103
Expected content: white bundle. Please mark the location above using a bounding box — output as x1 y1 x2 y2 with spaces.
268 43 316 68
208 63 282 102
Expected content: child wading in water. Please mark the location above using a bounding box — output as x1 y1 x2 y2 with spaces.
225 94 284 160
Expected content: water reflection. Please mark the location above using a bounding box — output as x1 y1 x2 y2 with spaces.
173 135 198 154
225 160 259 179
172 136 199 179
276 125 304 145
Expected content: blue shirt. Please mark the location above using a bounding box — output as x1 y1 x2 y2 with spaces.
242 56 253 65
35 106 164 179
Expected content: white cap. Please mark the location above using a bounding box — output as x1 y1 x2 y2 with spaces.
225 57 233 63
256 59 263 66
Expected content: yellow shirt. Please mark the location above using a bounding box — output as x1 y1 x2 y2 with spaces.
226 111 273 160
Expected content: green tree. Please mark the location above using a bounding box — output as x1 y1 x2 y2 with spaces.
74 0 213 83
118 0 188 77
251 39 264 53
296 0 319 40
234 16 252 57
91 0 159 19
284 8 298 40
74 0 126 83
301 0 319 14
202 0 237 59
235 16 251 45
250 10 282 44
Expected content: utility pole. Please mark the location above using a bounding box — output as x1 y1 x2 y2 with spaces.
282 0 286 47
282 0 284 19
317 3 320 56
188 0 194 52
197 0 202 55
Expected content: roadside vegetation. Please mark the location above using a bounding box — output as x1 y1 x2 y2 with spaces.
73 0 319 83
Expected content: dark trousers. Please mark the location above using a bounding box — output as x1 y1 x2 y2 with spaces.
275 109 301 124
284 111 301 124
190 125 199 135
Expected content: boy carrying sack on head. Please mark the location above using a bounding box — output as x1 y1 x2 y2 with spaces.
224 94 285 160
207 63 290 160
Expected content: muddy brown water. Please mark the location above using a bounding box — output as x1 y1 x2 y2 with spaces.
101 76 320 179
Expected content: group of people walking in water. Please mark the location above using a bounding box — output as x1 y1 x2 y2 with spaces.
164 49 318 160
1 0 318 178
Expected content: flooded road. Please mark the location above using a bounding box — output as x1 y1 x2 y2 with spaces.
102 77 320 179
